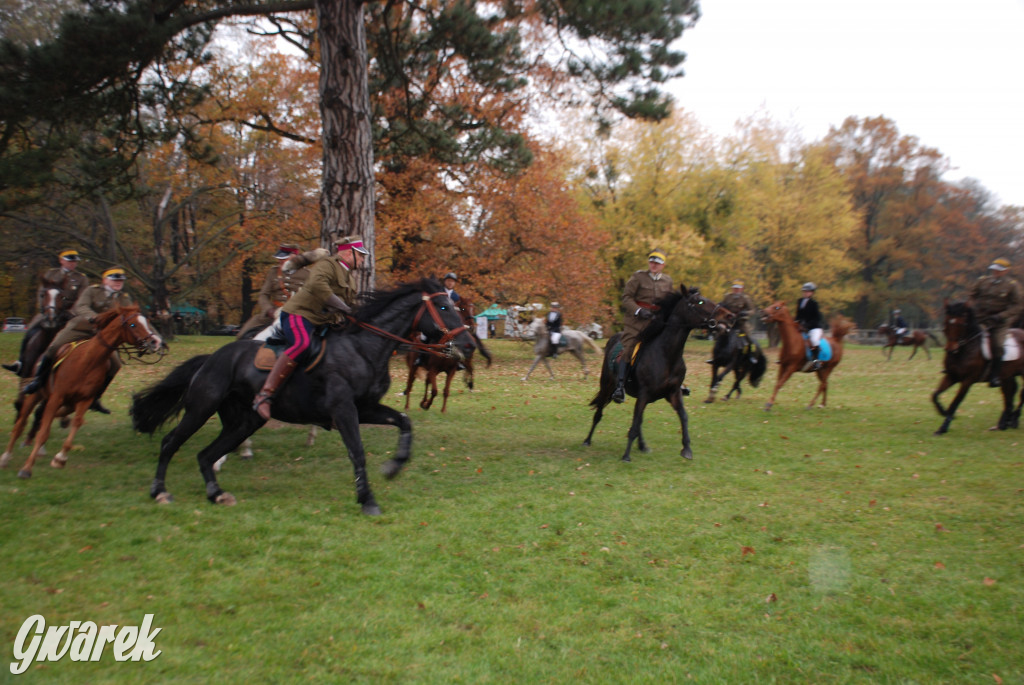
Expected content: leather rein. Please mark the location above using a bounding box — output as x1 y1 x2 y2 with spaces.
348 291 468 358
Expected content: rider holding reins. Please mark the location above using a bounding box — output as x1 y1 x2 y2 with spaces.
795 282 824 371
612 249 674 403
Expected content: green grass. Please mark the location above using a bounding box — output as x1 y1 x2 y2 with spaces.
0 332 1021 683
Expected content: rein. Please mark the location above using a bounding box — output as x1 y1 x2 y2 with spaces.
349 291 467 358
94 313 167 364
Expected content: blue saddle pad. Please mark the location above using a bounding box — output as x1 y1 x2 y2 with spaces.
802 334 832 362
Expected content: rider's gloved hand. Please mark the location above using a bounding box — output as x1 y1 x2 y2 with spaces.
636 308 653 320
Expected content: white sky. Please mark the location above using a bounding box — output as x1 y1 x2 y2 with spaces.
669 0 1024 207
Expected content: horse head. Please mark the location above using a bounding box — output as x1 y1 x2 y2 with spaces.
668 286 734 332
761 301 792 324
943 300 978 353
95 306 167 357
40 288 62 329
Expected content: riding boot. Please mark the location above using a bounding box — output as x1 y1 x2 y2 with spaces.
810 346 822 371
253 354 298 420
22 354 53 394
611 358 629 404
989 358 1003 387
89 371 116 414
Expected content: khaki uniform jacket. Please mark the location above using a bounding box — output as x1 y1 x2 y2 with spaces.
970 274 1023 326
282 256 358 325
46 285 136 356
722 291 756 336
621 270 674 352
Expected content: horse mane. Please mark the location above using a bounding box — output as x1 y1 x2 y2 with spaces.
94 305 139 327
945 300 978 332
354 278 441 322
828 315 854 341
637 287 689 344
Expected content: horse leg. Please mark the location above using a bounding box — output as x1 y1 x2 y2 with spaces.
440 370 455 413
0 393 41 468
933 381 973 435
195 401 265 506
403 364 417 411
17 394 63 479
419 369 436 410
996 377 1018 430
808 370 830 408
151 402 221 503
521 355 544 381
331 403 381 515
907 345 918 361
574 350 588 378
358 403 413 480
621 396 650 462
51 399 91 469
306 426 318 447
704 364 723 404
725 370 744 401
668 388 693 460
764 365 797 410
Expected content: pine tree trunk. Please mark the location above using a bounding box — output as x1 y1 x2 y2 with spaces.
316 0 376 290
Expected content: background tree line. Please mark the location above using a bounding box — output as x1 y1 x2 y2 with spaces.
1 1 1019 334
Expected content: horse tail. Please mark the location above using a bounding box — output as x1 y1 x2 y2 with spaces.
829 315 854 342
582 334 602 354
927 330 941 347
749 348 767 388
474 334 494 367
130 355 210 434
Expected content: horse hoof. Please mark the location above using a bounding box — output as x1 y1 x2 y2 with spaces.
154 492 174 504
0 452 11 468
362 503 383 516
381 459 404 479
582 439 591 447
640 446 651 454
17 469 31 479
50 454 67 469
520 377 527 382
763 403 773 411
621 455 631 463
215 492 237 506
681 449 693 460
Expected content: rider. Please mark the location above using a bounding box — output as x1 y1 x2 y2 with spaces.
442 272 461 303
22 266 135 413
611 249 674 403
719 280 757 363
546 302 564 357
795 282 824 371
890 308 908 342
237 243 325 339
253 235 368 420
3 249 89 374
968 257 1023 387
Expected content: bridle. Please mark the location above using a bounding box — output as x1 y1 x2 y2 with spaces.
945 313 981 354
688 295 729 330
95 312 168 364
350 291 468 358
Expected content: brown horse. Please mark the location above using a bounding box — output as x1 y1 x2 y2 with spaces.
0 306 166 478
877 323 940 360
403 299 492 412
931 300 1024 434
761 302 854 410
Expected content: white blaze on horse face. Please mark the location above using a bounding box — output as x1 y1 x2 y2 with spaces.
136 315 164 351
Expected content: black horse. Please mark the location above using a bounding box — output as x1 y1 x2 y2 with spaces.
703 327 767 403
131 278 476 515
6 286 77 384
932 300 1024 435
583 286 733 462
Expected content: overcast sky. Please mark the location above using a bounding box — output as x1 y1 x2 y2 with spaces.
669 0 1024 207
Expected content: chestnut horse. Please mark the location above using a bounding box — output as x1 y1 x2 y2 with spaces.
877 323 940 360
931 300 1024 434
403 298 492 412
761 302 854 410
0 306 166 478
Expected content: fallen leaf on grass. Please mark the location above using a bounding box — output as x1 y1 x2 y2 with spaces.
765 593 777 603
741 546 755 556
983 577 997 586
934 562 945 569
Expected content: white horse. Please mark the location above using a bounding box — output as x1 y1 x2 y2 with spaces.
522 328 603 381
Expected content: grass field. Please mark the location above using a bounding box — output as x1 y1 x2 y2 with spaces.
0 331 1021 684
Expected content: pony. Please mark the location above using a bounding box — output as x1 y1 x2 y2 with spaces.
761 302 854 410
130 279 476 515
877 323 940 360
931 300 1024 434
521 329 603 381
583 286 733 462
402 298 492 412
703 327 767 403
0 306 166 478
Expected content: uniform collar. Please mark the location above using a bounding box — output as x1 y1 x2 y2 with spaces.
649 271 663 281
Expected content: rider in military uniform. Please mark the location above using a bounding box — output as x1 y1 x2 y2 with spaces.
969 257 1023 387
236 244 326 339
3 249 89 374
611 250 674 403
23 266 136 413
720 280 757 362
253 236 368 420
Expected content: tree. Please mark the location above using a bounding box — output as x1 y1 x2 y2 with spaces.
0 0 701 288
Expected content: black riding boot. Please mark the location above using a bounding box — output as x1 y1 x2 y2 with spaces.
90 372 116 414
810 346 822 371
989 358 1003 387
22 354 53 394
611 358 628 403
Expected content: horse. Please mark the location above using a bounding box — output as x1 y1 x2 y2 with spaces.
0 306 166 478
877 323 940 360
703 327 767 403
931 300 1024 435
402 298 493 412
130 278 476 515
521 329 603 381
6 287 78 385
761 302 854 410
583 286 733 462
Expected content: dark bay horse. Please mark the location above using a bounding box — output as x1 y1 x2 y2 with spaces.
931 300 1024 434
703 327 767 403
1 306 165 478
761 302 854 410
583 287 733 462
877 323 940 360
403 299 492 413
6 287 78 386
130 279 476 515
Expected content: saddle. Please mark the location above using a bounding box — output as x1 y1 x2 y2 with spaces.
253 327 329 372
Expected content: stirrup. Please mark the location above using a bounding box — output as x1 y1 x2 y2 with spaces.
253 391 273 417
